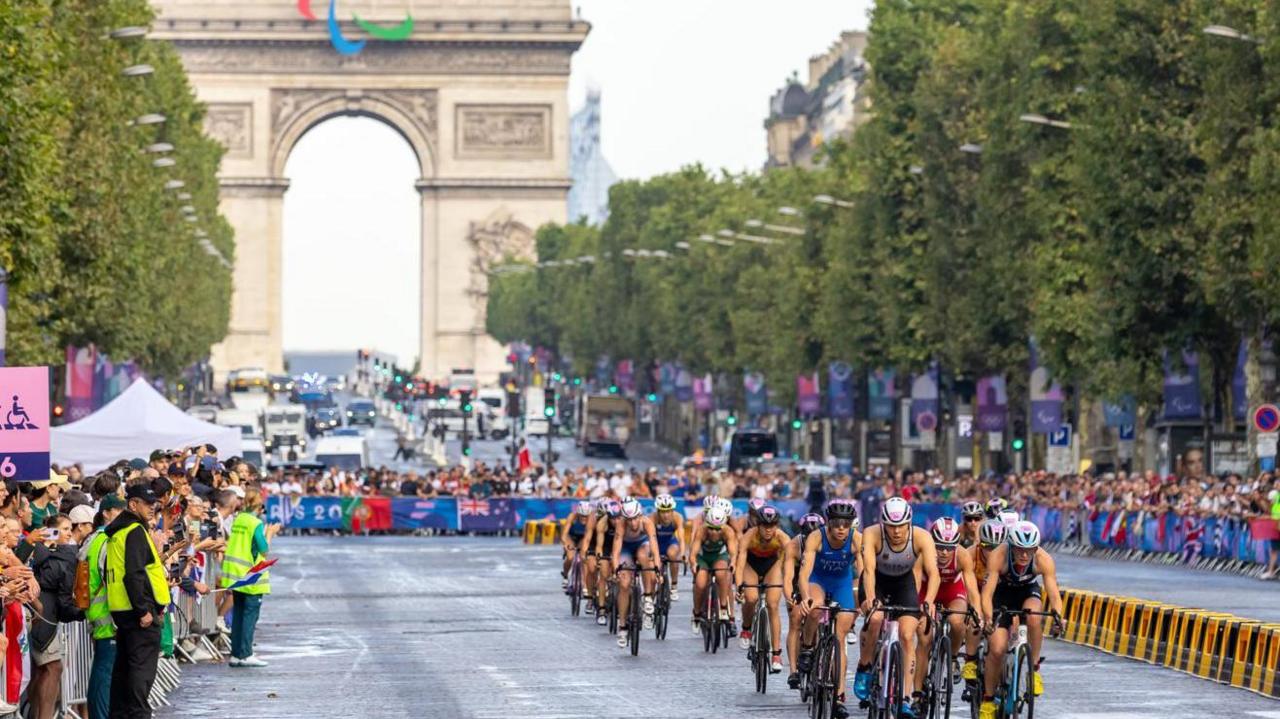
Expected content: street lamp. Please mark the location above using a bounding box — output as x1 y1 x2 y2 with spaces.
577 255 596 264
145 143 174 154
164 179 184 190
1019 113 1073 130
745 219 804 236
131 113 166 126
814 194 855 209
621 249 636 258
717 229 735 238
152 157 175 168
908 165 925 176
108 26 148 40
674 241 691 250
176 192 192 201
180 205 196 213
122 64 154 77
1204 24 1261 43
959 142 984 155
778 206 802 217
652 249 671 259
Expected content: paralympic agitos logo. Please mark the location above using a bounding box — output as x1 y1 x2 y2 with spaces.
297 0 413 55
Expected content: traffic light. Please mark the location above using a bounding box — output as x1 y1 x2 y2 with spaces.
608 384 618 394
646 393 658 403
1012 437 1025 452
460 389 473 414
395 402 403 412
52 404 64 418
395 373 403 383
552 372 562 382
463 446 473 457
791 418 803 430
726 414 737 427
573 377 582 386
543 387 557 418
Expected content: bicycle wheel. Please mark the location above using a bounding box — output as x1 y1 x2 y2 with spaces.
967 645 984 719
939 635 954 719
931 622 952 719
1013 644 1034 719
809 636 828 719
755 605 771 694
887 642 904 719
569 561 582 617
608 583 619 635
629 584 642 657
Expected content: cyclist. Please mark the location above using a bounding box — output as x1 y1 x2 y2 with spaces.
983 497 1007 520
734 505 789 674
685 494 721 565
962 519 1006 691
653 493 686 601
786 513 825 689
855 497 941 719
691 504 737 634
734 497 767 535
562 500 592 589
611 497 663 646
798 499 862 719
958 502 985 548
591 499 623 626
914 517 981 708
978 521 1065 719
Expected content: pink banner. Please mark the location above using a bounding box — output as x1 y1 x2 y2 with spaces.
65 345 96 421
0 366 51 480
693 373 714 411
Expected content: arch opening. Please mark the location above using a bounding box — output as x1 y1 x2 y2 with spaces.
282 115 422 369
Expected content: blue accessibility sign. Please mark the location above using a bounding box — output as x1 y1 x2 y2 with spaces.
1048 424 1072 447
1118 423 1136 441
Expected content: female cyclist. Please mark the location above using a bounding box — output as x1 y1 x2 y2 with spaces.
734 505 789 673
652 493 686 600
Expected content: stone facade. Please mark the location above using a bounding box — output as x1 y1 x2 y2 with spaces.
764 30 870 170
150 0 588 383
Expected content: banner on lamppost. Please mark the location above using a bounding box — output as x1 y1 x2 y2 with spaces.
744 372 767 417
675 365 694 403
594 354 611 385
1232 340 1247 422
1104 396 1136 428
910 364 940 433
976 375 1007 432
0 366 50 480
1162 350 1202 420
65 346 96 422
867 367 897 421
828 362 856 420
615 359 635 394
797 371 821 416
693 374 714 411
1029 341 1064 434
659 363 676 396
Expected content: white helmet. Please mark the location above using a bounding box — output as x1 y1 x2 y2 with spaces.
655 493 677 511
574 500 592 517
1008 520 1041 549
716 498 734 515
705 506 731 528
620 498 643 519
998 509 1020 529
881 497 913 526
703 494 720 511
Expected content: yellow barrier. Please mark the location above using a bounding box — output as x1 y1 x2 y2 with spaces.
1061 588 1280 699
522 520 561 545
523 520 544 544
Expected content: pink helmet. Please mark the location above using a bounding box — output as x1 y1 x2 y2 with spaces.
930 517 961 547
749 498 767 512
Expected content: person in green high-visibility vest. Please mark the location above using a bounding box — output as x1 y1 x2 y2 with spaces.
221 486 279 667
80 494 125 719
105 483 170 719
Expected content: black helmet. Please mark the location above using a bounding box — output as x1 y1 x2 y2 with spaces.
758 506 781 525
825 500 857 521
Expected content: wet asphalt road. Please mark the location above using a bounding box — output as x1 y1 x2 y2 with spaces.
159 536 1279 719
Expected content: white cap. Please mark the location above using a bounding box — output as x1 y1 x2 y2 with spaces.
229 485 246 498
68 504 96 526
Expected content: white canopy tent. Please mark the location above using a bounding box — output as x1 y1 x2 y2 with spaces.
51 379 242 472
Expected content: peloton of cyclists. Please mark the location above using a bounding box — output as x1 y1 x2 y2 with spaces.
798 499 863 719
611 497 664 647
734 505 789 674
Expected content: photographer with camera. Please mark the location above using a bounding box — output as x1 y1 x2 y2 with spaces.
29 512 85 719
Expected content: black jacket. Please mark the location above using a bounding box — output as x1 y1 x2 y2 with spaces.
31 543 82 650
104 510 163 619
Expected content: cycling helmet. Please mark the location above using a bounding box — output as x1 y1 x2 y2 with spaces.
881 497 913 526
1008 520 1041 549
703 495 720 511
574 500 592 517
825 499 857 521
978 519 1006 546
961 501 985 519
984 497 1008 519
998 509 1021 529
930 517 961 547
605 500 623 518
798 513 826 534
595 498 610 517
758 506 780 525
655 493 677 512
716 498 734 514
705 506 731 529
620 498 643 519
748 498 767 512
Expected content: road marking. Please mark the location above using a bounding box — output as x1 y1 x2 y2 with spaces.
1057 714 1161 719
1246 713 1280 719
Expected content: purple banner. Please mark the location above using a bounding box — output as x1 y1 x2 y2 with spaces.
867 368 896 421
693 374 714 412
660 363 676 396
1029 341 1064 434
797 372 821 416
1232 340 1247 422
1162 350 1201 420
675 365 693 403
909 365 939 432
827 362 855 420
615 359 635 395
744 372 767 416
976 375 1007 432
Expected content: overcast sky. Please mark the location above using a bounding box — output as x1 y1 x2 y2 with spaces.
281 0 874 366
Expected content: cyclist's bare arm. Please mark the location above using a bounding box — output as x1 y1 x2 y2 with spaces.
782 539 798 602
798 531 821 604
645 517 662 570
674 513 687 556
1037 550 1064 617
860 525 880 604
959 547 981 604
980 545 1007 623
734 527 755 582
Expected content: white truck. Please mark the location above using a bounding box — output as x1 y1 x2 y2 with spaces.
313 435 369 471
477 387 510 439
262 403 308 457
523 386 549 436
216 407 263 439
579 395 636 458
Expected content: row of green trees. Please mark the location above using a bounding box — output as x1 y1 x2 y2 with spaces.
0 0 232 376
488 0 1280 414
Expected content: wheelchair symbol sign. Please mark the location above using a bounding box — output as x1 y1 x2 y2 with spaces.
0 366 51 481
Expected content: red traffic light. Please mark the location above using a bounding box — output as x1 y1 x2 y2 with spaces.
53 404 65 417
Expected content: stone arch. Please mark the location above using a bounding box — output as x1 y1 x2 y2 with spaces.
269 89 439 180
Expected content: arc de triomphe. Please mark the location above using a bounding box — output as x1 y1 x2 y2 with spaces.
151 1 587 381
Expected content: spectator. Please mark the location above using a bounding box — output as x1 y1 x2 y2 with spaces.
31 513 84 719
220 487 277 668
106 483 168 719
82 496 126 719
27 470 70 531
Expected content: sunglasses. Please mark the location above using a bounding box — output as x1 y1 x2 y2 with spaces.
828 519 854 529
964 516 983 522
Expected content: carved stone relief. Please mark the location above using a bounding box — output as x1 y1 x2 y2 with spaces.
466 208 535 328
270 88 437 159
456 104 552 159
172 42 573 76
204 103 252 158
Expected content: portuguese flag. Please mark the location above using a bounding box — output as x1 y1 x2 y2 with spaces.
342 496 392 533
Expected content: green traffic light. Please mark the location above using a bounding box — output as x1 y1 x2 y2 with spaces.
463 403 472 413
791 419 803 430
726 416 737 426
437 397 447 406
646 393 658 403
395 402 403 411
1012 438 1025 451
552 372 562 382
608 385 618 394
573 377 582 386
463 446 472 456
543 407 555 418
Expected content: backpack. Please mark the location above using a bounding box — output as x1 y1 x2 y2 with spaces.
73 532 108 610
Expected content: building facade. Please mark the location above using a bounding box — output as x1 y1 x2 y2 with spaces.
567 88 618 226
764 31 870 169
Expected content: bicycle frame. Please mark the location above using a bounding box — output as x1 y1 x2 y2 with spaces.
864 604 922 718
990 608 1057 718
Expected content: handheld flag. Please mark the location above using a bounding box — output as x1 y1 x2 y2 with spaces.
248 557 278 575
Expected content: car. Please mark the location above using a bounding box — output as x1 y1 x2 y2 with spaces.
331 427 363 437
240 436 265 468
296 390 334 411
323 375 347 393
269 374 295 394
307 406 342 436
230 367 269 392
346 399 377 426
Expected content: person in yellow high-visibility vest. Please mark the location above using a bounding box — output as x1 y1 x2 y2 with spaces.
105 483 170 719
220 486 279 667
81 494 126 719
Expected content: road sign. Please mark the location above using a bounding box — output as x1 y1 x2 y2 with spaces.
1254 404 1280 433
957 414 974 439
1256 432 1278 458
915 410 937 433
1048 424 1072 448
987 432 1003 452
0 366 50 480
